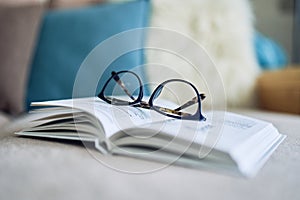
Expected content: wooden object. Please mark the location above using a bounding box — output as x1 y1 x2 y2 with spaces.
257 67 300 114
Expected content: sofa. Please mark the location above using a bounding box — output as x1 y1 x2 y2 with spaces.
1 0 300 199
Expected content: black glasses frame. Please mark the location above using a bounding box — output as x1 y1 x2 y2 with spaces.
98 70 206 121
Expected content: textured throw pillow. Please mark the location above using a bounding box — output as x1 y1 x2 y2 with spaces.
147 0 260 108
0 2 46 115
27 0 150 109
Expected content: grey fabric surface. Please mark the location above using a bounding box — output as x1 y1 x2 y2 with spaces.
0 109 299 200
0 112 10 128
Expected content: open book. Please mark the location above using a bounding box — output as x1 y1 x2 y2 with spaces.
13 97 285 177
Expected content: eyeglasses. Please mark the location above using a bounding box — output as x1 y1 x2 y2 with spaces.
97 70 206 121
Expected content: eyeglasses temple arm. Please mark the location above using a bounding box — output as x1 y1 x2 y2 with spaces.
154 106 191 117
174 94 205 112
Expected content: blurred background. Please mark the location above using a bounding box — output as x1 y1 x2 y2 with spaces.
0 0 299 117
252 0 297 64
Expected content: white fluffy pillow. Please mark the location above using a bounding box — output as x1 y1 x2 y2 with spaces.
146 0 260 108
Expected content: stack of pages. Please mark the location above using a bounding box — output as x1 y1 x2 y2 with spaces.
13 97 285 177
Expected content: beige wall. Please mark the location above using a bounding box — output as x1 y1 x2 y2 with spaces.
251 0 294 63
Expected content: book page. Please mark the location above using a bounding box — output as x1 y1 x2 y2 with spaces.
31 97 274 153
31 97 169 138
110 111 275 158
202 111 274 152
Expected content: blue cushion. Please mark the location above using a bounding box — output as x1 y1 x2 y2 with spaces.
254 32 287 70
26 0 150 109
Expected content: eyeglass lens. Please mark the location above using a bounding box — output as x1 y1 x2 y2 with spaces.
102 71 141 105
150 81 201 118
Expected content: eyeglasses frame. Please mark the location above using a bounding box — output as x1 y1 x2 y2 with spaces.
98 70 206 121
